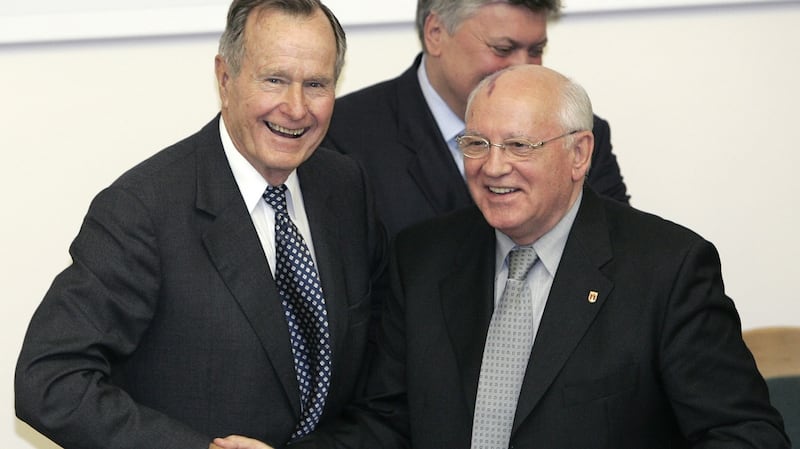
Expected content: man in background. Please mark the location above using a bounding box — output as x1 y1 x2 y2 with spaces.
15 1 385 448
323 0 629 238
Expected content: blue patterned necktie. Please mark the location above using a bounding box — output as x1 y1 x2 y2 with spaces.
471 246 538 449
263 185 332 440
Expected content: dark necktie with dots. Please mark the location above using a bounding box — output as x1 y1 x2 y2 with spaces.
263 184 332 440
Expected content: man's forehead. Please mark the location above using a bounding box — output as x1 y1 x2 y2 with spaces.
466 5 548 34
469 75 557 123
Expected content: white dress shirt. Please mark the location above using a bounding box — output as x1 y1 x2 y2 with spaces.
219 117 319 274
417 55 466 177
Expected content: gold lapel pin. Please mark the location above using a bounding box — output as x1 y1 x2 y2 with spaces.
588 291 599 303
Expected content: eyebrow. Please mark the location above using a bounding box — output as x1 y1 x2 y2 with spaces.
259 68 334 84
487 36 548 49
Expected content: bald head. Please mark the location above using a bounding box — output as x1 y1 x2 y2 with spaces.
466 64 592 133
477 64 565 98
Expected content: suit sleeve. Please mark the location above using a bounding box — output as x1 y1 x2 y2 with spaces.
15 186 211 449
658 239 790 448
587 116 630 204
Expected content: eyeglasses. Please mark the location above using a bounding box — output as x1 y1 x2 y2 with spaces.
455 130 581 160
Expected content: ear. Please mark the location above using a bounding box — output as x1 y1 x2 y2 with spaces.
570 131 594 182
214 54 231 109
423 12 446 57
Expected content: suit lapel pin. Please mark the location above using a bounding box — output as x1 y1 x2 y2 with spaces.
588 291 599 303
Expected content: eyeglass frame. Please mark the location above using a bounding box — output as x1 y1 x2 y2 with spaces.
455 129 583 159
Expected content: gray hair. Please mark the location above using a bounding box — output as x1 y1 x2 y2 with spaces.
415 0 562 50
558 79 594 140
466 66 594 140
218 0 347 82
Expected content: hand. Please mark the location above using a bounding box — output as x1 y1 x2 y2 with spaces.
213 435 274 449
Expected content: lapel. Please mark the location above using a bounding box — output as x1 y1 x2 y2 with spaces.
395 54 473 214
512 187 616 432
440 208 497 417
196 116 301 415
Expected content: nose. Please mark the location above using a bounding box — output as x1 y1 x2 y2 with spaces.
280 83 307 120
482 145 513 177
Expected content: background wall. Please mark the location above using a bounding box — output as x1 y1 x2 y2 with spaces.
2 2 798 447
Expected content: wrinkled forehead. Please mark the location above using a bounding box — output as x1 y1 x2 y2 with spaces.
475 69 558 107
467 71 561 131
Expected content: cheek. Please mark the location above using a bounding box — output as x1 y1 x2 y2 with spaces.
249 93 276 117
464 159 482 181
464 167 485 200
310 96 335 122
227 92 258 121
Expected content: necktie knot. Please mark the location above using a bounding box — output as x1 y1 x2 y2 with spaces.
263 184 288 214
507 246 537 281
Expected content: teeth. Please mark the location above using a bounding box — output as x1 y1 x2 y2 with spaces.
267 122 305 136
489 187 517 194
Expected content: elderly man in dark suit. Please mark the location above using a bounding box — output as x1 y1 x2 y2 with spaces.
14 1 386 449
215 64 789 449
323 0 629 239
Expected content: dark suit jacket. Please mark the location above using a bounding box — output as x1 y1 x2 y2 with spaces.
296 186 788 449
15 116 387 449
324 54 630 238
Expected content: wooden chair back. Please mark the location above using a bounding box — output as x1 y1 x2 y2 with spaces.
742 326 800 379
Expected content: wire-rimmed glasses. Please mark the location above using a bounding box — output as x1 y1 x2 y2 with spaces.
455 130 581 159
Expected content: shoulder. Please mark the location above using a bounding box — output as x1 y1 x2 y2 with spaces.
593 113 610 129
591 114 611 143
299 146 371 200
330 59 420 125
114 117 219 188
88 117 237 225
329 78 407 139
304 145 362 175
336 76 401 110
598 194 710 257
395 206 489 254
575 191 723 301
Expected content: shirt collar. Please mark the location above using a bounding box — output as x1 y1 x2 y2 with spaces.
219 117 301 214
495 190 584 277
417 54 465 144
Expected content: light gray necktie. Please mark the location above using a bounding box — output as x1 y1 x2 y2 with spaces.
470 246 538 449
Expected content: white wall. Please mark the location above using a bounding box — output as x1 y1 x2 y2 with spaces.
3 2 799 447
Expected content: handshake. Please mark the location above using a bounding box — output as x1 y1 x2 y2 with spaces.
211 435 273 449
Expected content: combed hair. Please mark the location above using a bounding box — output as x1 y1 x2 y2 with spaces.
218 0 347 81
415 0 562 50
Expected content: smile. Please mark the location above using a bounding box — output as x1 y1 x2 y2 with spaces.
488 186 518 195
266 121 307 139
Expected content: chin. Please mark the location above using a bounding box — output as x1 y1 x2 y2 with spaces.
485 214 521 233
